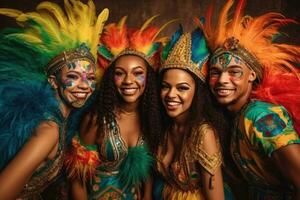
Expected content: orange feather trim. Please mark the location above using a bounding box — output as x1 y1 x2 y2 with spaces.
64 136 100 182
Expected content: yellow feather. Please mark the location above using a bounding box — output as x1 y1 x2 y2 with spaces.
118 16 127 29
152 19 178 42
36 2 67 30
0 8 22 18
140 14 159 33
91 8 109 58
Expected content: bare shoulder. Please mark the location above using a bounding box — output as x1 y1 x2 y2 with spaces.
79 112 98 145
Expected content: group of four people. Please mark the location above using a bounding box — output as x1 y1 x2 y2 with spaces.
0 0 299 199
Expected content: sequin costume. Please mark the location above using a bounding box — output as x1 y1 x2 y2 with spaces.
64 16 171 199
153 27 226 199
156 123 222 200
0 0 108 198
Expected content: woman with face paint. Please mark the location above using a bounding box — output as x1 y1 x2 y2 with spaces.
0 1 108 199
153 27 229 200
65 16 170 199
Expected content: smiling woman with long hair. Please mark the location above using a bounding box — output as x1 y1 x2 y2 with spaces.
64 16 170 199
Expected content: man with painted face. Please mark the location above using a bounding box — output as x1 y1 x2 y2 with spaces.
0 1 108 199
202 0 300 199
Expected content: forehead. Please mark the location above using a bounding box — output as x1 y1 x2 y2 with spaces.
61 60 95 73
163 69 195 85
115 55 147 71
210 52 248 70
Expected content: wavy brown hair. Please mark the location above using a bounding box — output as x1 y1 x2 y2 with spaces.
90 58 163 153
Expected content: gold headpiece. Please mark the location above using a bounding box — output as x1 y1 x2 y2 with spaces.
161 28 209 81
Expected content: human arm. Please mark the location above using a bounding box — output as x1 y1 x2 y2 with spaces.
195 125 224 200
143 176 153 200
272 144 300 200
0 121 59 199
250 103 300 199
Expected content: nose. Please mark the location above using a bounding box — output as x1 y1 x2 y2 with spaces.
166 87 177 98
123 74 133 85
218 71 230 84
78 79 90 89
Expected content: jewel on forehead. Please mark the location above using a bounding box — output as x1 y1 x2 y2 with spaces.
223 37 239 50
218 53 232 69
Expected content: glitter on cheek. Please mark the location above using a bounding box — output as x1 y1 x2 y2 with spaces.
114 75 123 83
136 74 146 86
62 78 75 90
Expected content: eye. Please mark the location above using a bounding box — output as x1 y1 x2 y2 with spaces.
209 69 221 77
177 85 190 91
227 69 243 77
161 83 170 91
133 70 144 76
114 70 124 76
87 76 95 81
66 74 79 80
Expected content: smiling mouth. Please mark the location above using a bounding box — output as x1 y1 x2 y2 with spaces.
164 100 181 110
215 88 235 97
72 92 88 99
121 88 138 95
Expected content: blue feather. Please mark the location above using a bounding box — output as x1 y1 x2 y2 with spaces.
0 81 62 170
191 28 210 68
162 25 183 61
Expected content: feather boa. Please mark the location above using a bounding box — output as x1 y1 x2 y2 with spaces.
117 145 154 188
0 81 62 170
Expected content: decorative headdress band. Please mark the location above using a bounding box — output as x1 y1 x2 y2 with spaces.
109 48 155 67
210 39 263 82
45 43 95 76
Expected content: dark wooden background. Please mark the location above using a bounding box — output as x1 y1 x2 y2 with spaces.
0 0 299 44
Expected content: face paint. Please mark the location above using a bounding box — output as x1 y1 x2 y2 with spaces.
56 60 96 108
209 53 256 112
114 55 147 104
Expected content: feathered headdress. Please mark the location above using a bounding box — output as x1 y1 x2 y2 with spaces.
98 15 172 71
198 0 300 134
160 26 210 81
0 0 109 80
0 0 108 170
198 0 300 82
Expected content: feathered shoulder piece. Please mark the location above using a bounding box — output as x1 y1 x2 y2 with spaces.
198 0 300 81
98 15 173 71
0 81 62 170
160 25 210 81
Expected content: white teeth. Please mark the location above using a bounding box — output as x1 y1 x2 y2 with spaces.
166 101 180 106
122 88 137 95
73 93 87 98
217 89 233 96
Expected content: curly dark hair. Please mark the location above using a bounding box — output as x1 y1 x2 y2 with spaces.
90 56 163 153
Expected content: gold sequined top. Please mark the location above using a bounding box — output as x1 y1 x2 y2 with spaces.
157 122 222 192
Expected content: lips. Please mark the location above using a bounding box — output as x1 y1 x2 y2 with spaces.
72 92 89 99
214 88 235 97
121 87 138 95
164 100 181 110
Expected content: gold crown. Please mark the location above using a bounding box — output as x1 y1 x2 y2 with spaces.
161 33 208 81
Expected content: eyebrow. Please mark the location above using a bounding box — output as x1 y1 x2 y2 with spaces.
67 70 94 75
162 81 191 87
115 66 145 70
